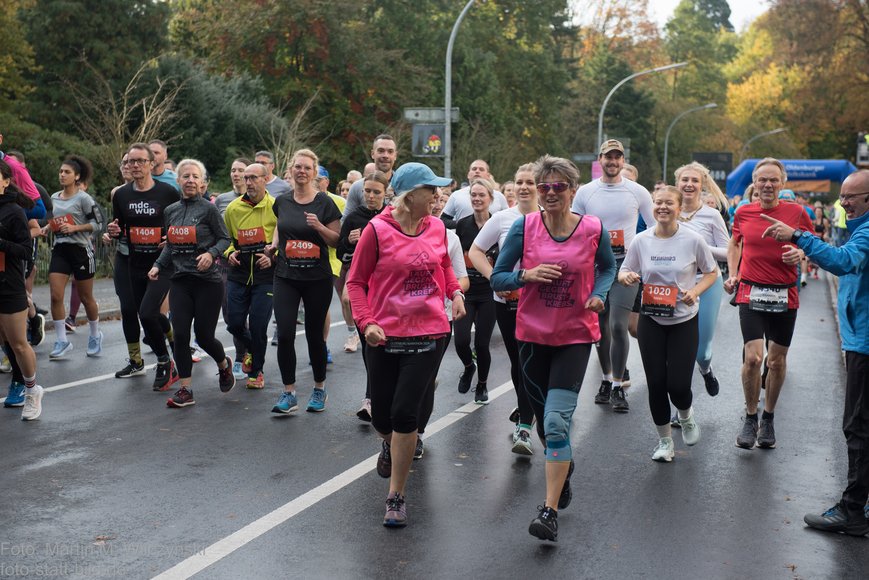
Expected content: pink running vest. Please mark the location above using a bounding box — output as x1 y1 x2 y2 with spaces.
517 212 602 346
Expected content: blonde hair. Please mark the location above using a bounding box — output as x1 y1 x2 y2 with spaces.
674 161 727 211
469 178 494 199
292 148 319 169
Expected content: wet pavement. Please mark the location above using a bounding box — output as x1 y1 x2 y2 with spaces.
2 273 868 579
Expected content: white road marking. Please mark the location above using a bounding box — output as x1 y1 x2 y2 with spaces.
151 380 514 580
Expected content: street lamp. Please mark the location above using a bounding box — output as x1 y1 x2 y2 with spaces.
662 103 718 182
597 62 688 150
739 128 788 161
444 0 477 179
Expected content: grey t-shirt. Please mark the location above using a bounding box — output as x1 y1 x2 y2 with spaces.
215 190 243 216
49 190 98 247
342 178 366 220
265 176 292 197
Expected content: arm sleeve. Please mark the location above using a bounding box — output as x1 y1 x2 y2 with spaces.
336 217 354 263
448 231 468 279
490 218 526 292
696 236 718 274
708 212 731 262
82 194 98 230
441 194 458 229
342 182 362 220
440 232 461 298
591 227 616 300
798 227 869 277
346 224 379 330
25 197 46 220
208 204 231 258
493 191 509 213
570 191 584 214
472 213 502 251
637 187 655 227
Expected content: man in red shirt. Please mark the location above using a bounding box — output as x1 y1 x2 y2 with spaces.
725 158 813 450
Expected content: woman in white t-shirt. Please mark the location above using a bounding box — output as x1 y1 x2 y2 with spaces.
618 186 718 463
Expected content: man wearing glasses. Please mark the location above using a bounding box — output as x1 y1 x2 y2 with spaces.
571 139 654 413
254 151 292 198
724 157 813 451
222 164 277 389
761 170 869 535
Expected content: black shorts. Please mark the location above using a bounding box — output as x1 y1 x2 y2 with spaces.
49 243 96 280
631 280 644 313
0 292 28 314
24 239 37 278
738 304 798 347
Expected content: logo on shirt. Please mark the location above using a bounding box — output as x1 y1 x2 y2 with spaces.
538 278 575 308
128 201 158 216
651 255 676 262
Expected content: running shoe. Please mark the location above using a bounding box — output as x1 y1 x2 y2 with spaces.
757 417 776 449
610 386 629 412
736 415 759 449
246 372 264 389
679 412 701 446
232 361 245 380
218 357 236 393
508 407 520 424
376 440 391 478
271 391 298 414
702 369 720 397
21 385 44 421
190 347 203 363
528 505 558 542
64 316 76 332
671 412 681 429
86 331 104 357
558 459 575 509
804 502 869 536
29 313 45 347
621 368 631 388
652 437 675 462
306 388 327 412
511 429 533 456
413 436 424 460
457 363 476 394
49 340 73 359
474 383 489 405
152 360 179 392
343 333 359 353
356 398 372 422
241 353 253 374
594 380 612 404
4 381 25 407
167 386 195 408
0 356 10 373
115 359 146 378
383 491 407 527
326 348 333 364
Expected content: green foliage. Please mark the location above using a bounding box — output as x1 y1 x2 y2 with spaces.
0 0 36 107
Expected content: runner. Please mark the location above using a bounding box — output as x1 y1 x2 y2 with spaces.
267 149 341 415
725 157 813 450
346 162 463 527
453 178 498 404
343 135 397 219
618 186 718 462
469 163 538 454
108 143 181 390
572 140 654 412
147 159 235 408
45 155 103 359
440 159 509 227
0 159 43 420
492 155 616 542
223 162 276 390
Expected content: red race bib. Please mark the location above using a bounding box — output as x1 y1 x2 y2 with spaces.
129 226 161 245
237 227 266 251
285 240 320 260
609 229 625 252
641 284 678 317
49 214 75 233
167 225 197 245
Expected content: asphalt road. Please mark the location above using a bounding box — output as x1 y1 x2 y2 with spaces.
2 273 867 579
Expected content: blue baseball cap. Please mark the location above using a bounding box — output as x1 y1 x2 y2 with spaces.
390 163 452 197
778 189 796 201
317 165 329 178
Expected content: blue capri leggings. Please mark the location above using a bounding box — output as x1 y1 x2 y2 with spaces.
696 274 723 372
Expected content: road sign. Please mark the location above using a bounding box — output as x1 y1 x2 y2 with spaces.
412 124 445 158
404 108 460 124
692 152 732 189
572 153 597 163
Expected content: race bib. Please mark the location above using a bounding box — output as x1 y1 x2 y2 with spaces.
168 225 197 253
49 214 75 233
748 285 788 313
129 226 161 251
641 284 678 317
384 337 437 354
505 289 520 311
237 227 266 253
285 239 320 266
609 229 625 254
0 250 5 272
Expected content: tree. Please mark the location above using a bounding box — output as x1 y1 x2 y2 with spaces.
0 0 36 107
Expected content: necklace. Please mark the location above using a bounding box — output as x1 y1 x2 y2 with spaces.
678 205 702 222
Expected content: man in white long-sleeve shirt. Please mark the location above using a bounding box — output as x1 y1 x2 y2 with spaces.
441 159 509 228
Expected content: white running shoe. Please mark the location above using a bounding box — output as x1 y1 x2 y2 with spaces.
652 437 675 462
21 385 44 421
0 356 11 373
343 333 360 353
679 412 701 446
511 429 533 455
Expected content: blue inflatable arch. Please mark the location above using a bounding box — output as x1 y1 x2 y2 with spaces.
726 159 859 197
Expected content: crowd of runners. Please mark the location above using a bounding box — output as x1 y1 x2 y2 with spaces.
1 130 867 542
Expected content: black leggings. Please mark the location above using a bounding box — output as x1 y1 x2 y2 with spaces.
113 253 142 345
495 302 534 426
637 314 699 426
169 276 226 378
453 295 496 381
273 276 332 385
367 336 448 434
129 263 172 359
418 323 452 434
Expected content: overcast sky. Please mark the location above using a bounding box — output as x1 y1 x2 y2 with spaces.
648 0 770 31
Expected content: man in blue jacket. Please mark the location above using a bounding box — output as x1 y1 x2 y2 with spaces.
762 170 869 536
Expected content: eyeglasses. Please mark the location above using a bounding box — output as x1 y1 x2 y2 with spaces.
127 158 150 166
120 160 130 166
839 191 869 202
536 182 570 195
243 175 265 181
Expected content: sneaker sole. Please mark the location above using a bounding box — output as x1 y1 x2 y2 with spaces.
474 399 489 405
511 442 533 455
219 380 236 394
306 406 327 413
594 396 610 404
49 347 74 360
4 401 25 408
612 405 629 413
756 441 776 449
652 454 674 463
528 522 557 542
167 400 196 408
21 411 42 421
116 369 147 378
735 441 756 449
383 518 407 528
271 406 299 414
356 410 372 422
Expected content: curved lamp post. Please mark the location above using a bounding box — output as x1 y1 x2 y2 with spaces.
444 0 477 179
739 128 787 161
597 62 688 149
662 103 718 182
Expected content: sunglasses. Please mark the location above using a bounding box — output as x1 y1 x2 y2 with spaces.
536 182 570 195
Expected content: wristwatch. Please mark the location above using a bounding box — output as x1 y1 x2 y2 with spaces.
790 230 804 243
518 269 526 282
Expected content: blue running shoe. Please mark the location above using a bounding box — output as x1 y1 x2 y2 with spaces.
86 331 104 357
49 340 73 359
232 361 245 380
272 391 298 414
326 348 333 364
4 381 25 407
306 388 327 412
